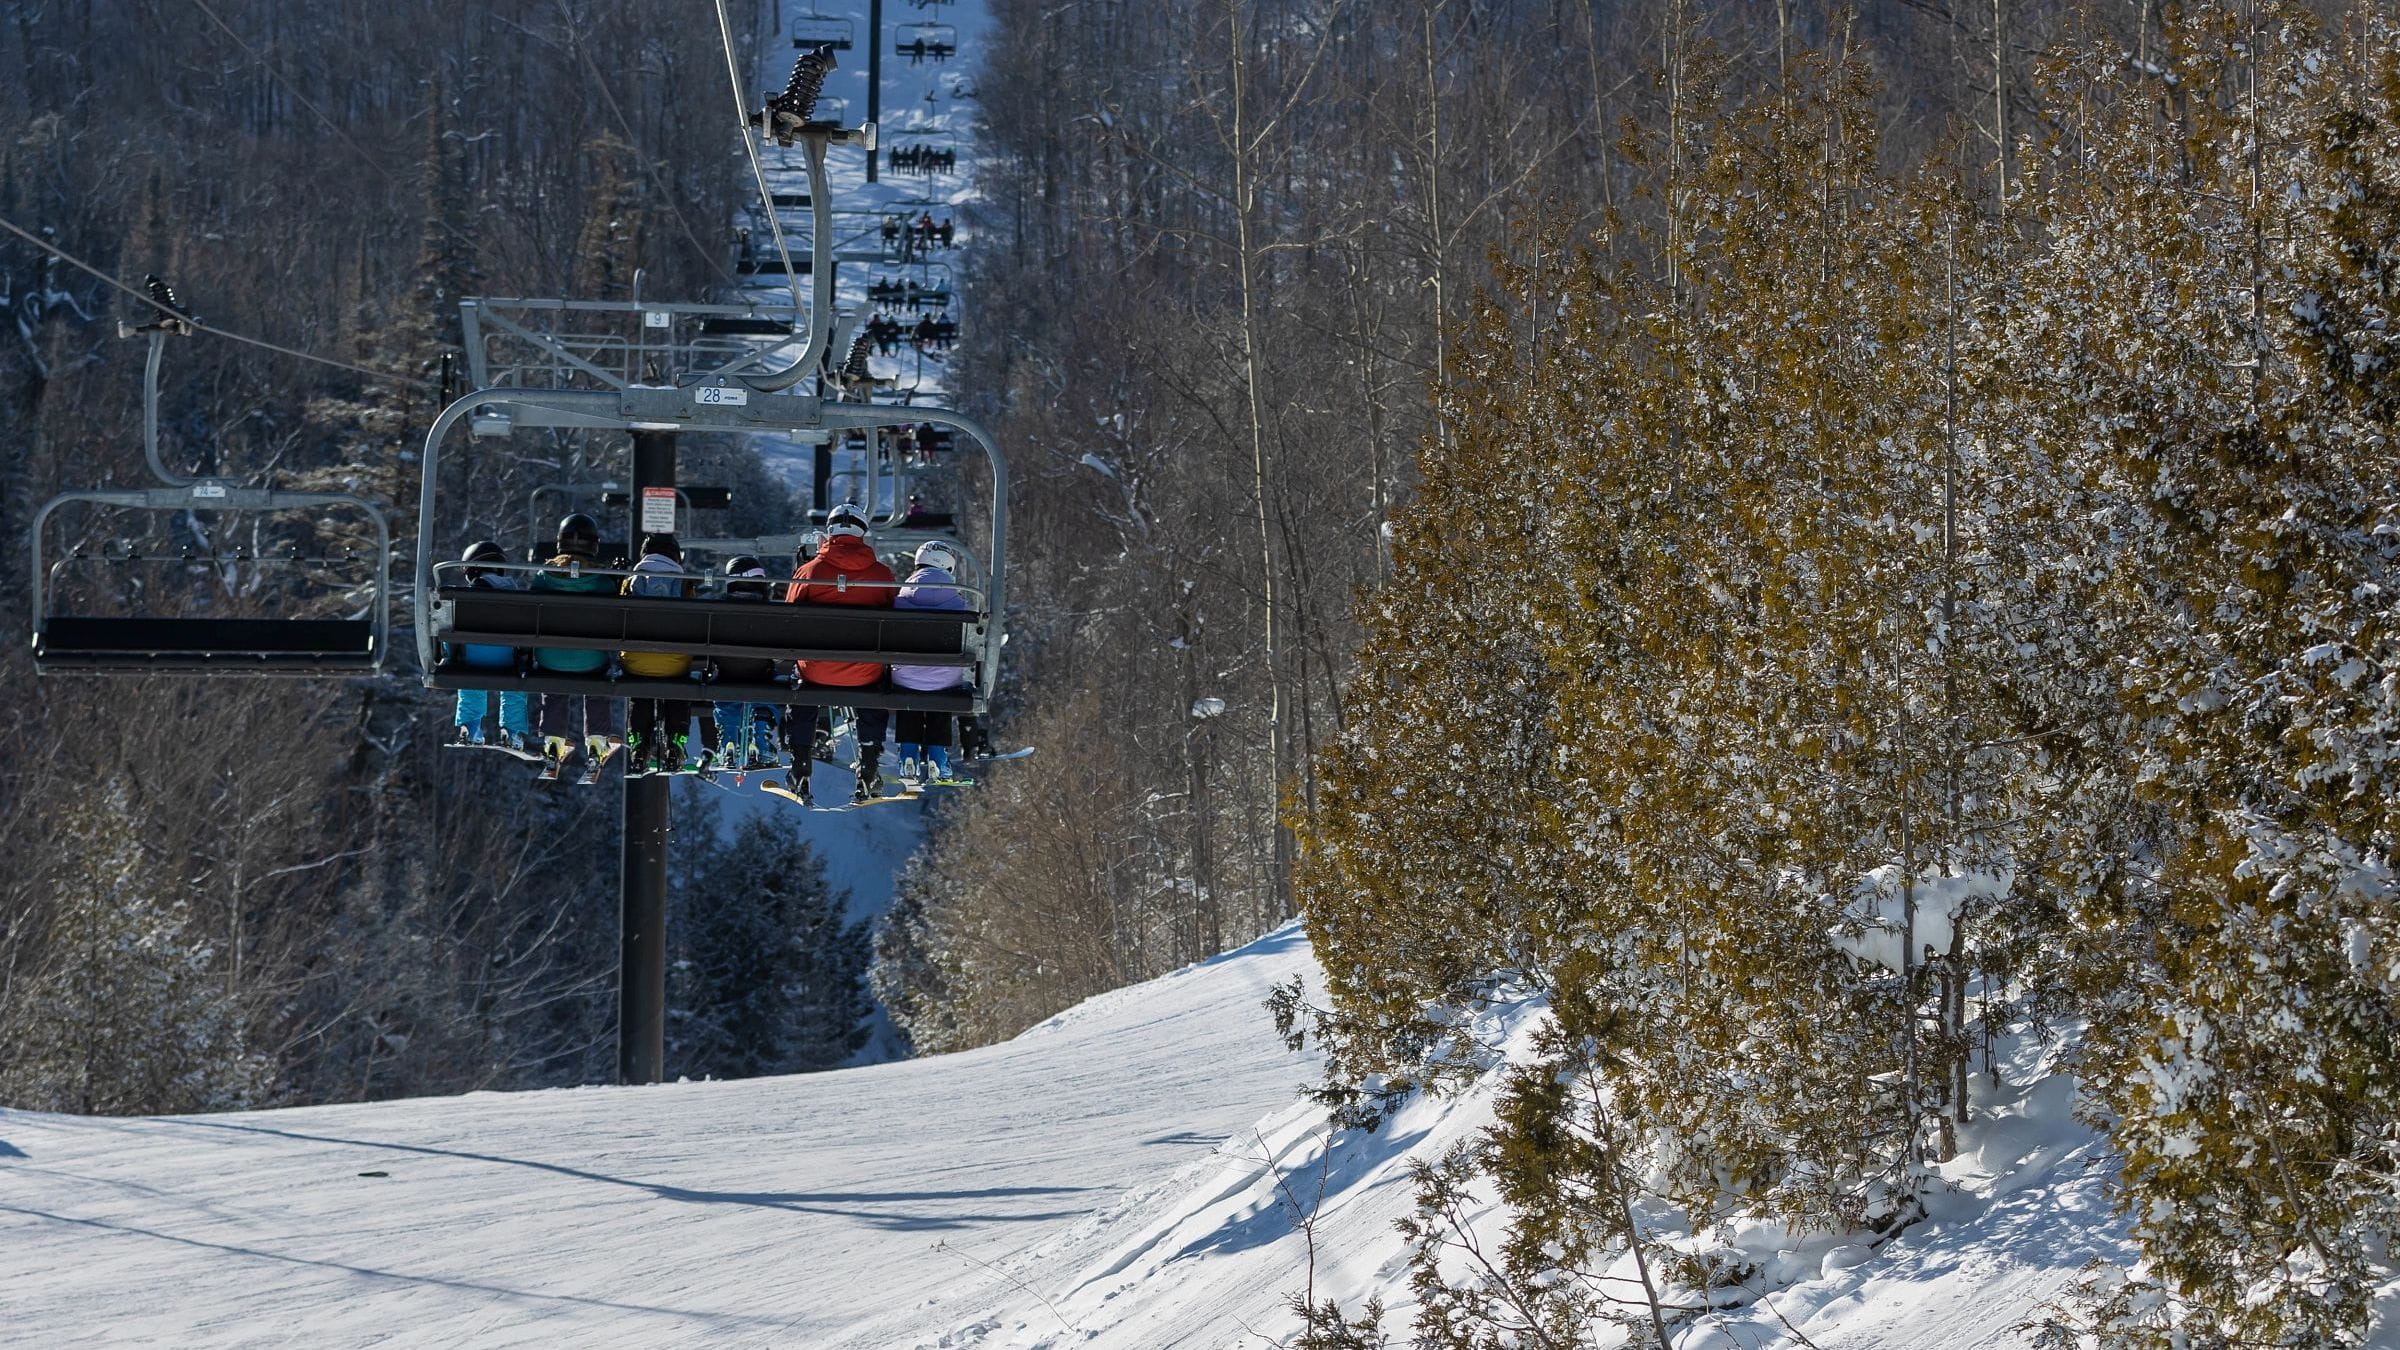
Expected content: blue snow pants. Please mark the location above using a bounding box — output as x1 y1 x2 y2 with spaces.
455 688 531 737
713 702 778 764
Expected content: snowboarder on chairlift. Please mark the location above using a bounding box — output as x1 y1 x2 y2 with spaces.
531 513 624 778
447 540 532 753
782 502 897 803
709 556 783 773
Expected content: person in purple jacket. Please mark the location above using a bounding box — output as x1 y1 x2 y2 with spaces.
890 541 983 784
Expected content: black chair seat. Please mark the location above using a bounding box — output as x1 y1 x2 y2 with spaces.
433 586 978 666
35 616 378 673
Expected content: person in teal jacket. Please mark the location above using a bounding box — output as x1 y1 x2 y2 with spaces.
532 513 622 775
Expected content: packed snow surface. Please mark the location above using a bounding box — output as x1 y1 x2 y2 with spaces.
1 924 2132 1348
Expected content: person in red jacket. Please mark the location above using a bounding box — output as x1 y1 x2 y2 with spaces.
782 502 897 803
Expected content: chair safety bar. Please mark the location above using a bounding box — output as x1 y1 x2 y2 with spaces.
427 662 977 713
30 484 392 677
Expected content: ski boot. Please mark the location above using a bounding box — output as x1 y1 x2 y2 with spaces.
960 720 994 763
450 722 484 748
498 730 531 756
581 736 621 785
539 735 574 781
853 742 885 803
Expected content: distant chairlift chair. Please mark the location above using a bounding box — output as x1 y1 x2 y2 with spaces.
791 10 855 50
895 23 957 62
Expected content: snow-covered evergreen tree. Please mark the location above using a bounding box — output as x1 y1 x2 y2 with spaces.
0 787 267 1115
1296 8 2400 1344
669 816 869 1079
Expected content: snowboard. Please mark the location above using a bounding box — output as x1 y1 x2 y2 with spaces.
447 738 544 765
757 775 813 808
818 788 924 813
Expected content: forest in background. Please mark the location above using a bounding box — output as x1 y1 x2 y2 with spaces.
0 0 863 1111
883 0 2181 1041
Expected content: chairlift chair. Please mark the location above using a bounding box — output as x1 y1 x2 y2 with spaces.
28 319 391 675
895 23 957 61
31 485 390 674
791 11 854 50
422 388 1006 716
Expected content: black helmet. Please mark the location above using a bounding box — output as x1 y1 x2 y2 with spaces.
639 532 681 562
722 554 770 601
556 512 600 557
462 539 507 581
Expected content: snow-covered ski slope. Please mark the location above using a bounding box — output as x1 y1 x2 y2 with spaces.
2 924 2131 1348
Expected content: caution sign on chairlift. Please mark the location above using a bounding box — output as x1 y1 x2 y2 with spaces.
640 486 677 535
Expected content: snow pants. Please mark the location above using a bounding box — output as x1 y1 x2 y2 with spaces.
537 692 619 741
713 702 778 765
627 700 700 757
455 688 531 737
784 704 889 761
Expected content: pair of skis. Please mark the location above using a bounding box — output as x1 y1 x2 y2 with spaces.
753 746 1033 812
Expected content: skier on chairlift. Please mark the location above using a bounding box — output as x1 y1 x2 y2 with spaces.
780 502 896 804
447 540 532 754
620 533 701 776
708 555 782 774
889 540 987 784
532 512 623 781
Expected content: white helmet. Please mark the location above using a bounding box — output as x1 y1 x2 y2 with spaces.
914 540 960 573
824 502 869 539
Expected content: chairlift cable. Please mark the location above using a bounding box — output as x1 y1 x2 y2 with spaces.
556 0 743 288
711 0 809 323
0 212 436 388
189 0 397 185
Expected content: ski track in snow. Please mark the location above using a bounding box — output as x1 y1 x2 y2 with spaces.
0 930 1315 1348
2 923 2146 1349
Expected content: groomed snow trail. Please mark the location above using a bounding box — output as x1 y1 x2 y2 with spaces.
1 922 2148 1348
0 929 1317 1348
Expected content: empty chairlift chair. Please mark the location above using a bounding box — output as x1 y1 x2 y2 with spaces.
791 10 854 50
30 484 391 675
29 313 390 677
